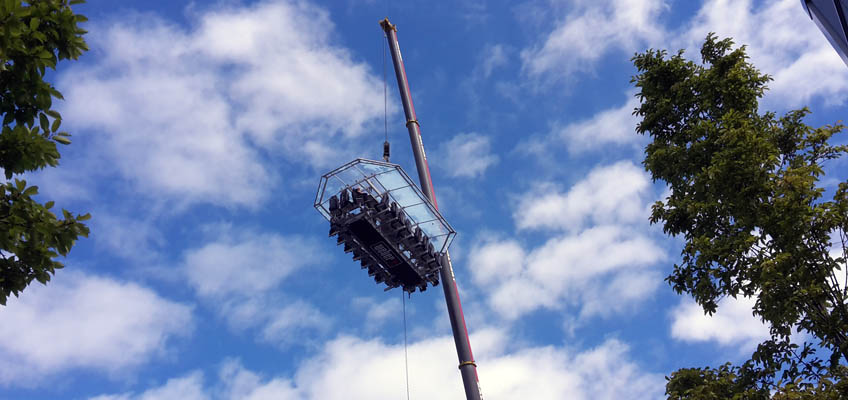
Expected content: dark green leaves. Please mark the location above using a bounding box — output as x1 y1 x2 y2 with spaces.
0 124 61 178
0 179 90 304
665 363 770 400
632 34 847 397
39 111 49 132
0 0 89 305
1 0 88 129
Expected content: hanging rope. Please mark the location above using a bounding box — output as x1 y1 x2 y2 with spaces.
382 29 390 162
402 290 410 400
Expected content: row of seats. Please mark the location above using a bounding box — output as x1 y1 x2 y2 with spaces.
327 187 441 293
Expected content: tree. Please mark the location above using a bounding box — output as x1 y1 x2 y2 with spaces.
1 0 90 305
631 34 848 397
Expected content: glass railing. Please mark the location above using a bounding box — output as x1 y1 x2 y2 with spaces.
315 158 456 253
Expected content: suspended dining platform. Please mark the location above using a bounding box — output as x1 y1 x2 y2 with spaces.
314 159 456 294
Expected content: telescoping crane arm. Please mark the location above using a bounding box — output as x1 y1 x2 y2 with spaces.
380 18 483 400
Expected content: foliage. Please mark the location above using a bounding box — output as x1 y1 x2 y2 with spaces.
0 0 90 305
666 363 769 400
631 34 848 397
666 364 848 399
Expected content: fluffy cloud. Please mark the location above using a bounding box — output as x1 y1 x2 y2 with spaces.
352 296 403 330
182 227 330 347
678 0 848 108
472 226 664 320
469 161 665 320
520 0 847 109
89 372 208 400
89 329 663 400
521 0 666 82
670 295 770 351
514 161 652 232
59 0 386 208
553 94 643 154
183 229 314 298
90 212 165 262
0 272 193 385
258 301 331 345
517 93 645 163
436 133 500 179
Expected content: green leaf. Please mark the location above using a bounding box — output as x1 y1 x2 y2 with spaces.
50 117 61 132
45 201 54 209
22 185 38 196
32 30 46 43
53 136 71 145
48 87 64 100
29 17 40 31
39 113 49 132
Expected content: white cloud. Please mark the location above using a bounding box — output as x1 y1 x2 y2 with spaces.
59 0 386 208
670 295 769 350
0 272 193 385
352 296 403 329
467 239 526 287
579 269 662 318
259 301 331 346
194 2 384 146
90 329 663 400
521 0 666 82
519 0 847 108
217 359 300 400
91 212 165 261
514 161 652 232
89 372 208 400
291 330 662 399
517 93 644 162
479 44 509 78
183 230 314 298
468 161 664 321
181 227 330 347
473 225 664 320
554 95 643 154
436 133 500 178
678 0 848 108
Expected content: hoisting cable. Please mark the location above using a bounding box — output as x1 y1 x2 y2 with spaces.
402 290 411 400
382 28 390 162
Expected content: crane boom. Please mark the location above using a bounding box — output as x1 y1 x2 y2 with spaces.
380 18 483 400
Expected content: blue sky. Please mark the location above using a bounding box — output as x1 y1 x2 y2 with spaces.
1 0 847 399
